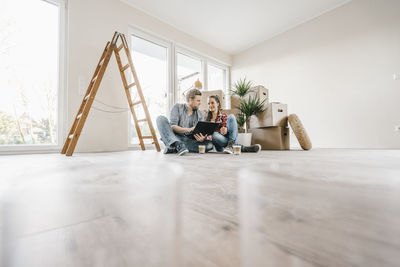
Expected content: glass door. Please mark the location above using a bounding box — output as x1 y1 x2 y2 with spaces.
129 34 169 145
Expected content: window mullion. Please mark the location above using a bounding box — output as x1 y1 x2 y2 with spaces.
203 59 208 91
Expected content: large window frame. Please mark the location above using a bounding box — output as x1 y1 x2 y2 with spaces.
0 0 67 154
175 45 231 98
128 26 231 147
128 25 231 148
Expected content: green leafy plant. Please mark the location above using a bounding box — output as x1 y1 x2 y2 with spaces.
231 77 253 98
237 112 246 132
237 95 266 132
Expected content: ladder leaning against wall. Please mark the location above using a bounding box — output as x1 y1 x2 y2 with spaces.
61 31 161 156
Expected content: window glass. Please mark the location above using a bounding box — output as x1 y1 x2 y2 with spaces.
177 53 202 102
0 0 60 145
208 64 226 92
130 35 168 144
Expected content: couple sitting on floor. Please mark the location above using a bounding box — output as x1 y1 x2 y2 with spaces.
156 88 261 156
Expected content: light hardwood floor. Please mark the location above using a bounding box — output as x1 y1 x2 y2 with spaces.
1 149 400 267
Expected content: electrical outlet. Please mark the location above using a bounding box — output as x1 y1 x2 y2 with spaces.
395 125 400 132
393 73 400 80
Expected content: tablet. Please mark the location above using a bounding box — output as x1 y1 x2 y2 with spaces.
190 121 219 136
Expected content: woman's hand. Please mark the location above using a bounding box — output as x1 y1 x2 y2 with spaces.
220 127 228 135
194 133 207 142
187 126 195 133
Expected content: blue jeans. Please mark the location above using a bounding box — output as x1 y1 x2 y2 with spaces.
212 114 239 152
156 115 213 153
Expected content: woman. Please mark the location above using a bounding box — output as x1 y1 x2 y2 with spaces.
205 95 261 153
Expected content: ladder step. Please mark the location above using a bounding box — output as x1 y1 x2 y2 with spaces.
131 101 141 107
117 44 124 52
126 83 135 89
77 114 82 119
121 64 130 72
69 134 74 139
92 76 97 83
137 118 147 123
142 136 153 139
84 94 90 101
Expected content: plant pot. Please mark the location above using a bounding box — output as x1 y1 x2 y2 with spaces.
237 133 252 146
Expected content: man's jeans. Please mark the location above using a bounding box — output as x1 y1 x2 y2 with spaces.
156 115 213 153
212 114 239 152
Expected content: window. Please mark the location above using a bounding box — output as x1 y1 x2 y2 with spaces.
207 64 227 92
0 0 65 150
129 34 169 145
128 27 230 147
176 53 202 103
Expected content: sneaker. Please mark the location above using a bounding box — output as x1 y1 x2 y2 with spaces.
223 140 235 154
242 144 261 153
176 142 189 156
163 146 176 154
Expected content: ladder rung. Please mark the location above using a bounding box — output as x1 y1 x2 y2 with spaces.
69 134 74 139
137 118 147 123
131 101 141 106
117 44 124 52
77 114 82 119
84 94 90 100
142 136 153 139
92 76 97 83
121 64 130 72
126 83 135 89
99 54 106 63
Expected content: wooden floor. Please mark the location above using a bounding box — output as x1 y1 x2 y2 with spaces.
1 149 400 267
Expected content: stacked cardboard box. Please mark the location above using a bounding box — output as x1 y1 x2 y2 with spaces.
199 86 289 150
248 126 289 150
245 85 290 150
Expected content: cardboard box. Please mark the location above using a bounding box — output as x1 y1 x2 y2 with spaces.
230 95 241 109
248 85 269 109
231 85 269 109
248 127 290 150
199 90 226 114
249 102 288 128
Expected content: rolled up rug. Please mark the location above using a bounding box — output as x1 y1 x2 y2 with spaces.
288 114 312 150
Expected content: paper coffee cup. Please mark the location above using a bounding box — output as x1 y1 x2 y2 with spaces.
198 145 206 154
233 145 241 155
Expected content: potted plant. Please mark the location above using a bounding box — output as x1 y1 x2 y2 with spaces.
237 95 265 145
231 78 265 146
231 78 251 109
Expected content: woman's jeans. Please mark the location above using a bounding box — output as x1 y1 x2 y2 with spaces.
156 115 213 153
212 114 238 152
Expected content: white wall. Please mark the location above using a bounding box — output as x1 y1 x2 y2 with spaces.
232 0 400 149
67 0 231 152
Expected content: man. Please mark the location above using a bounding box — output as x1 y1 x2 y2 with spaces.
156 89 212 156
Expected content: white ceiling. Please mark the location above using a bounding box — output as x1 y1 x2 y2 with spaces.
122 0 351 55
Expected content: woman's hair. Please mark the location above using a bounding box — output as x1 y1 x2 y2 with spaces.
206 95 221 122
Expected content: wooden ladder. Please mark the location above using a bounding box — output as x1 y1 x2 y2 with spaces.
61 32 161 156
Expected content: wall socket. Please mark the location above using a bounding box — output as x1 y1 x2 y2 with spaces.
393 73 400 80
395 125 400 132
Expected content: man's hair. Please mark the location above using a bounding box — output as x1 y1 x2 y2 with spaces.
186 88 202 102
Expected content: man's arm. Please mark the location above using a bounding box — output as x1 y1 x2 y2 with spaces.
171 125 194 134
170 104 194 133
